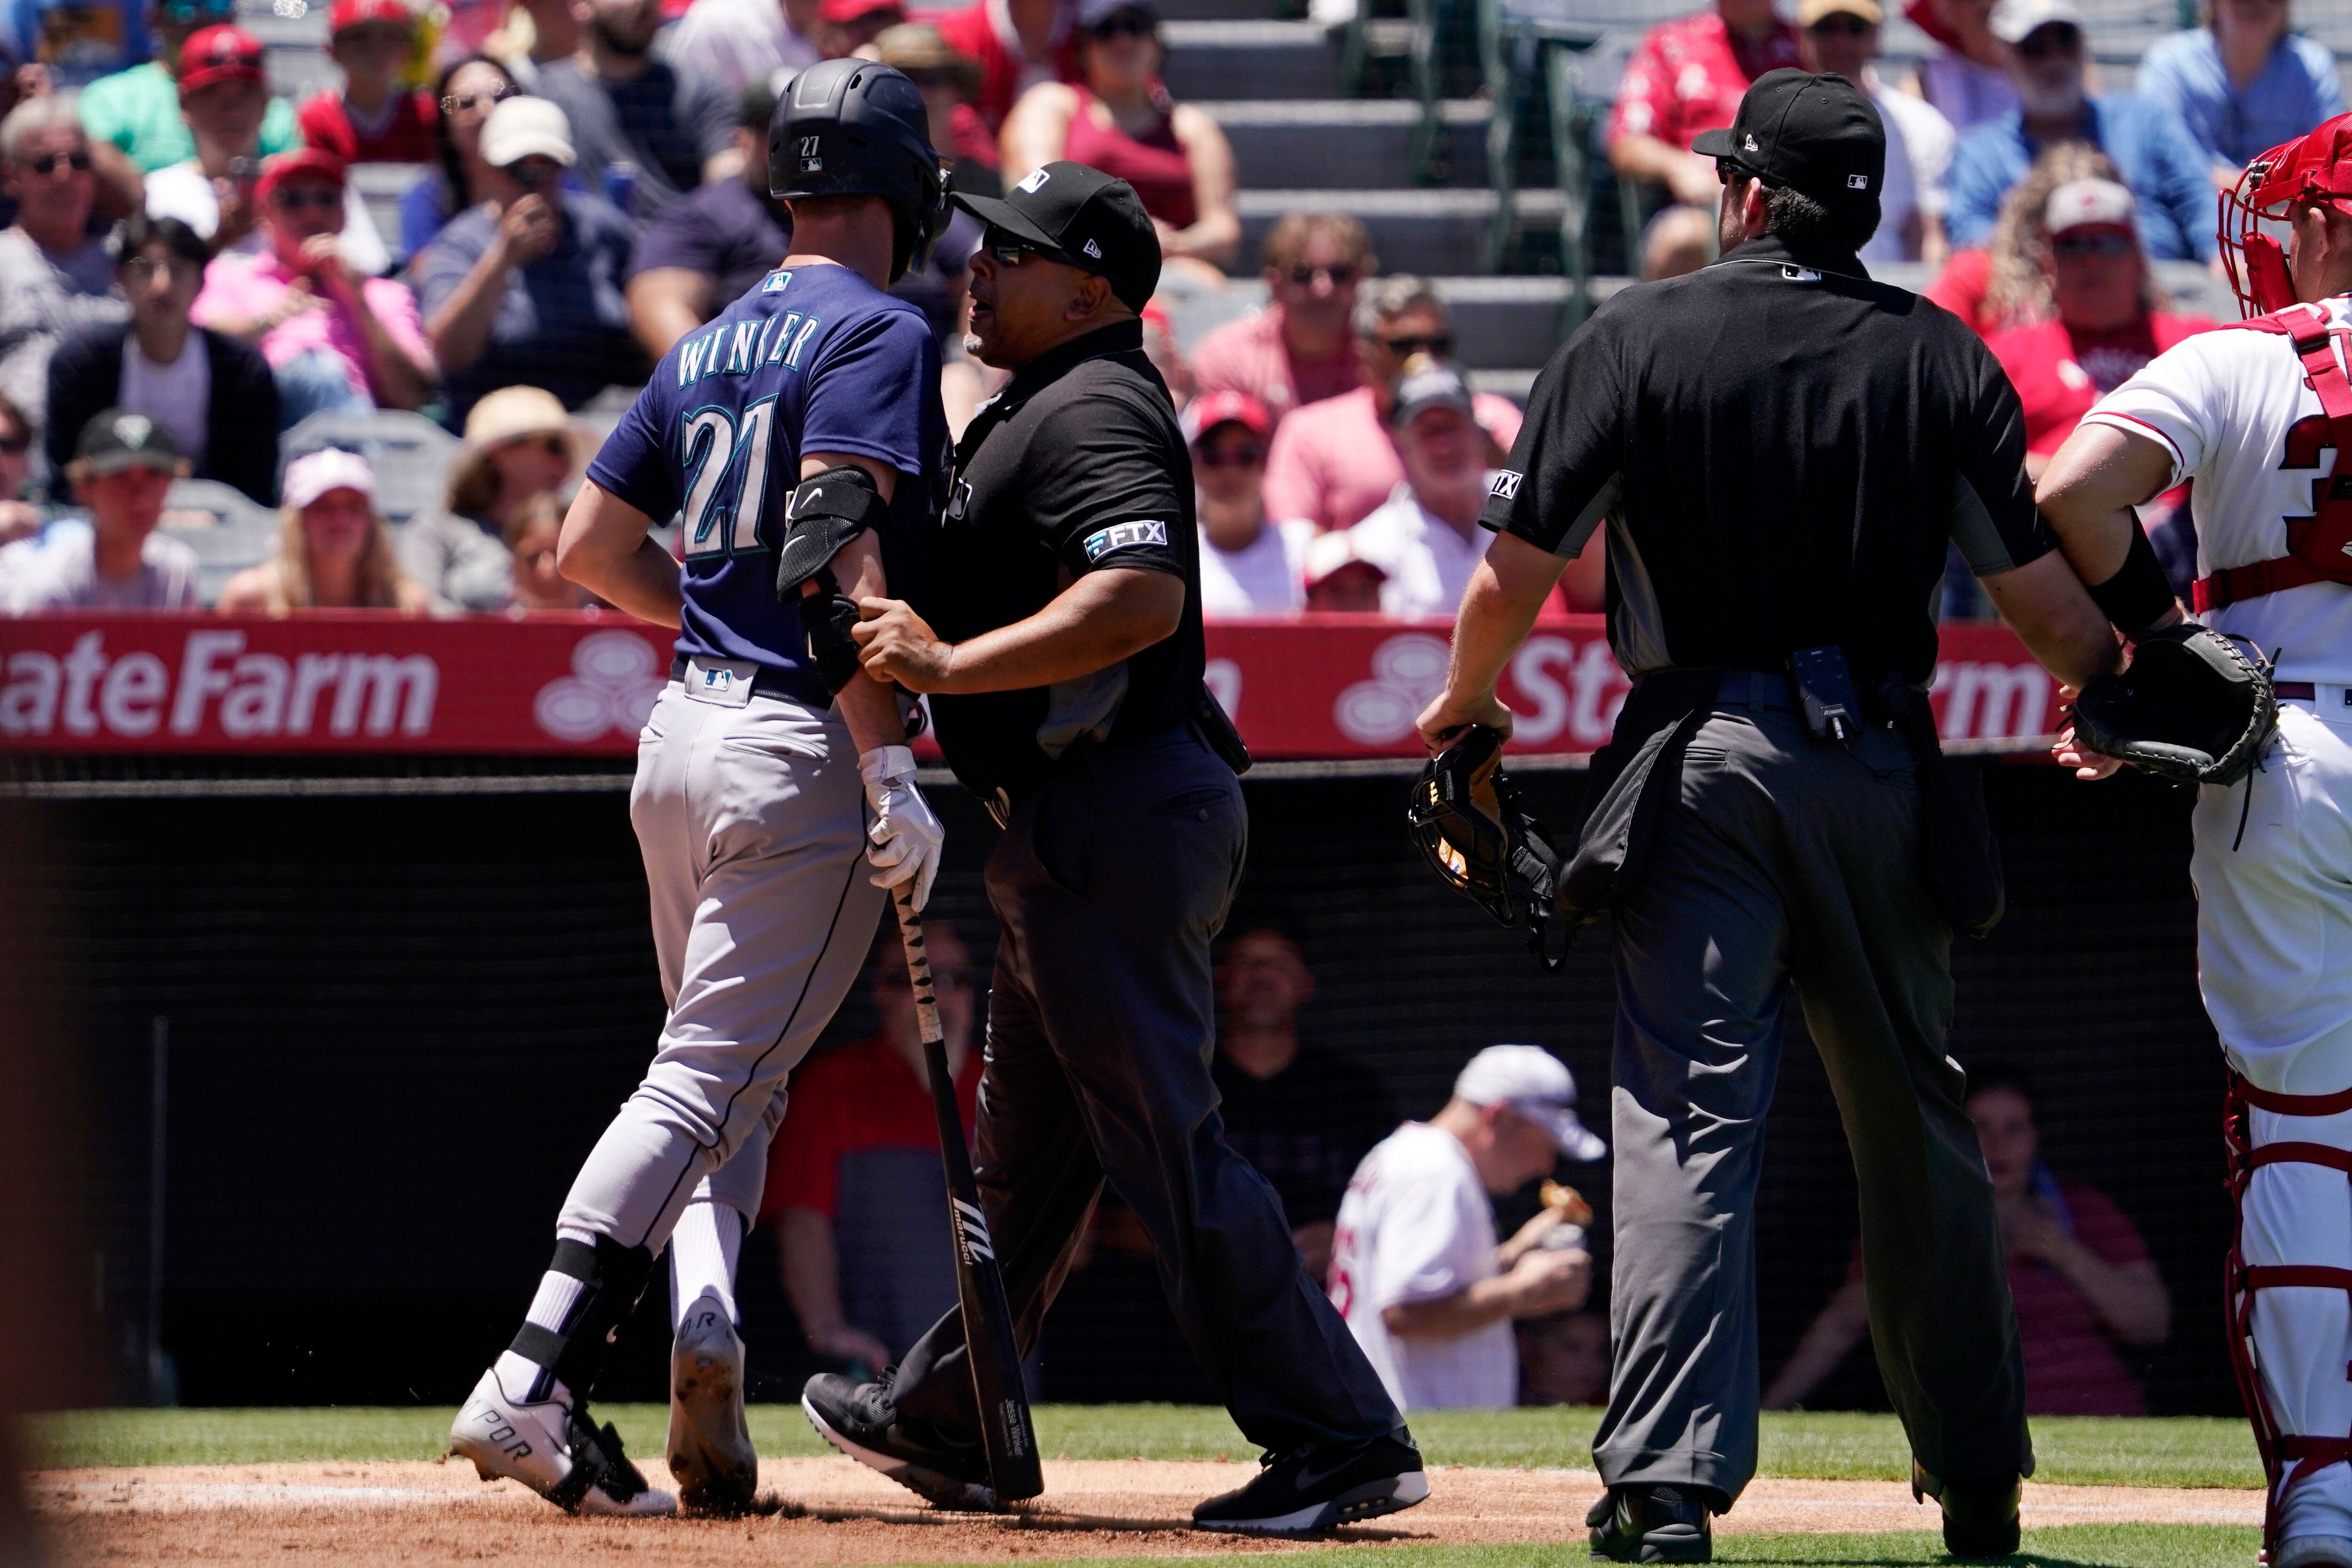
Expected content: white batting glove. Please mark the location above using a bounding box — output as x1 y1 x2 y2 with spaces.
859 744 945 912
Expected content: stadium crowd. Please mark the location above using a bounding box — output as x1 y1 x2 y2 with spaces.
0 0 2339 624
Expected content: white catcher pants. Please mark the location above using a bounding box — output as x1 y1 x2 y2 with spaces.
555 680 883 1254
2195 701 2352 1539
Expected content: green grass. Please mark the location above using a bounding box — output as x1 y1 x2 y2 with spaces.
1017 1531 2257 1568
24 1404 2265 1490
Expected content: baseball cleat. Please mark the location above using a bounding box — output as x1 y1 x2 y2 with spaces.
1587 1483 1715 1562
2278 1538 2352 1568
667 1296 759 1514
449 1364 676 1517
1191 1431 1429 1536
801 1370 996 1510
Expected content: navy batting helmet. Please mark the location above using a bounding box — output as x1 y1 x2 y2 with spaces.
769 58 948 281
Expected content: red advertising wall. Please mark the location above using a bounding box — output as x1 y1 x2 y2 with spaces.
0 612 2063 758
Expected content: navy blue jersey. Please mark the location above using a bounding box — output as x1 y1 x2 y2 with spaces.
586 263 946 707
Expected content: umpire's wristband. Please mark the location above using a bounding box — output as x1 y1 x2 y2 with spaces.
2085 517 2177 635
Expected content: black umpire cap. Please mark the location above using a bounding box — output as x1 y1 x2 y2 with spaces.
1694 68 1885 219
954 160 1160 312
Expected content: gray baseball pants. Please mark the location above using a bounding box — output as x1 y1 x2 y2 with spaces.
1592 704 2031 1505
556 681 883 1253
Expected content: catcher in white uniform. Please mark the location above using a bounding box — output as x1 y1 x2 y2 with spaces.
2036 111 2352 1568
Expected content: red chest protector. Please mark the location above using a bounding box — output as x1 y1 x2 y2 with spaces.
2196 302 2352 611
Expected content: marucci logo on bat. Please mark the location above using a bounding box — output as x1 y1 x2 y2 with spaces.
952 1197 996 1263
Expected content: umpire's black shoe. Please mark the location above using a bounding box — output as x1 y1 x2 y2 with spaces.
801 1370 996 1511
1191 1431 1428 1536
1587 1483 1716 1563
1912 1463 2021 1560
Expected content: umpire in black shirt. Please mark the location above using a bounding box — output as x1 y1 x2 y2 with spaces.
1418 74 2120 1564
808 162 1424 1536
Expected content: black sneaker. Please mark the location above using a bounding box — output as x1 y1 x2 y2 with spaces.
1587 1483 1715 1563
1912 1463 2020 1560
1191 1431 1429 1536
801 1370 996 1511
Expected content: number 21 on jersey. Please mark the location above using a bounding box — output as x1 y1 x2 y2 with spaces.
679 398 778 560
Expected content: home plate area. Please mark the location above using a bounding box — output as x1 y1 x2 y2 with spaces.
32 1456 2262 1565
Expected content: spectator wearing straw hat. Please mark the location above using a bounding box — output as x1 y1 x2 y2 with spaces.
1188 388 1307 617
625 81 791 359
400 382 581 610
192 146 436 424
219 444 430 610
0 406 195 610
297 0 438 166
47 212 278 503
412 95 642 421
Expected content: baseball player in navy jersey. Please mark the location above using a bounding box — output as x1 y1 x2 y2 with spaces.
446 59 952 1518
2036 114 2352 1568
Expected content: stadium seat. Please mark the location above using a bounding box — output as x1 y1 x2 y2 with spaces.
159 482 282 606
280 410 460 527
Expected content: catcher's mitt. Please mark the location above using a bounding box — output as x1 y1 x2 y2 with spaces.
1408 725 1568 968
2070 623 2277 786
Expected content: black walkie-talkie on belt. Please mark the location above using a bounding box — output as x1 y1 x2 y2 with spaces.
1789 645 1861 744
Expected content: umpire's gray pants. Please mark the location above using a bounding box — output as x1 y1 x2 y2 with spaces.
556 681 883 1253
1593 705 2030 1506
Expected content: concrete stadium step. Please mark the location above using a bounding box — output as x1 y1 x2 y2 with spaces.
1199 99 1491 189
1160 20 1347 99
1161 275 1572 374
1235 188 1565 278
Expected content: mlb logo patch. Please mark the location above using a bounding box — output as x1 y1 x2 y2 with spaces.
763 270 792 292
699 667 734 693
1847 174 1869 190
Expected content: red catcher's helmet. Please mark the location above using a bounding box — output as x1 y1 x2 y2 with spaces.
2223 112 2352 318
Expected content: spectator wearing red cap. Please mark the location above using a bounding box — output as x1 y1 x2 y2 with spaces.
298 0 438 166
815 0 905 57
192 147 435 423
146 26 391 270
1001 0 1237 278
78 0 301 173
1189 213 1374 429
1187 390 1305 617
660 0 819 106
531 0 733 218
934 0 1080 135
1606 0 1801 213
218 444 431 610
1261 276 1520 534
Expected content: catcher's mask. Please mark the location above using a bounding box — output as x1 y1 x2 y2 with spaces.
2221 112 2352 319
1408 726 1568 970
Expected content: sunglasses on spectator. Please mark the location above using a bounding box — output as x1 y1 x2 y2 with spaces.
2051 230 2134 258
122 254 199 282
1379 332 1453 357
877 966 976 991
271 184 342 210
18 150 91 175
1286 261 1357 287
442 86 511 114
2016 22 2080 55
0 434 28 456
1805 12 1874 32
1087 10 1155 37
1197 441 1266 468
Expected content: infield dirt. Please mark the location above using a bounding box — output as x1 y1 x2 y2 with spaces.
32 1455 2264 1566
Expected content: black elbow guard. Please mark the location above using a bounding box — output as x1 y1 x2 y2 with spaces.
2084 515 2177 635
774 463 886 600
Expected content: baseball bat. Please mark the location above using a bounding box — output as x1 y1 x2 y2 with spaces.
890 885 1043 1505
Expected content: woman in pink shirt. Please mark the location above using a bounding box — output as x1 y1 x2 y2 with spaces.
191 147 437 427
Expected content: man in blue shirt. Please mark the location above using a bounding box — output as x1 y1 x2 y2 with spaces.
446 58 951 1523
1947 0 2215 261
2137 0 2344 183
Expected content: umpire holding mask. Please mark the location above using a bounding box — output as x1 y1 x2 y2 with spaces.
805 162 1426 1537
1417 72 2125 1564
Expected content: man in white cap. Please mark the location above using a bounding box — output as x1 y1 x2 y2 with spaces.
412 94 643 424
1327 1044 1600 1411
1945 0 2213 260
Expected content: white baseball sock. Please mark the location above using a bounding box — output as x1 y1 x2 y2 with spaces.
668 1199 745 1331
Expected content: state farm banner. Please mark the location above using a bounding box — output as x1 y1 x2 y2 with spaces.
0 613 2065 759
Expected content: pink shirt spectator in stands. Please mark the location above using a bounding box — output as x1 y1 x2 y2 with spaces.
192 249 431 404
1609 8 1802 155
1263 384 1522 534
1190 304 1361 428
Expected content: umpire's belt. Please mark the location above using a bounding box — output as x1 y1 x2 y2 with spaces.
982 718 1203 829
670 655 803 703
